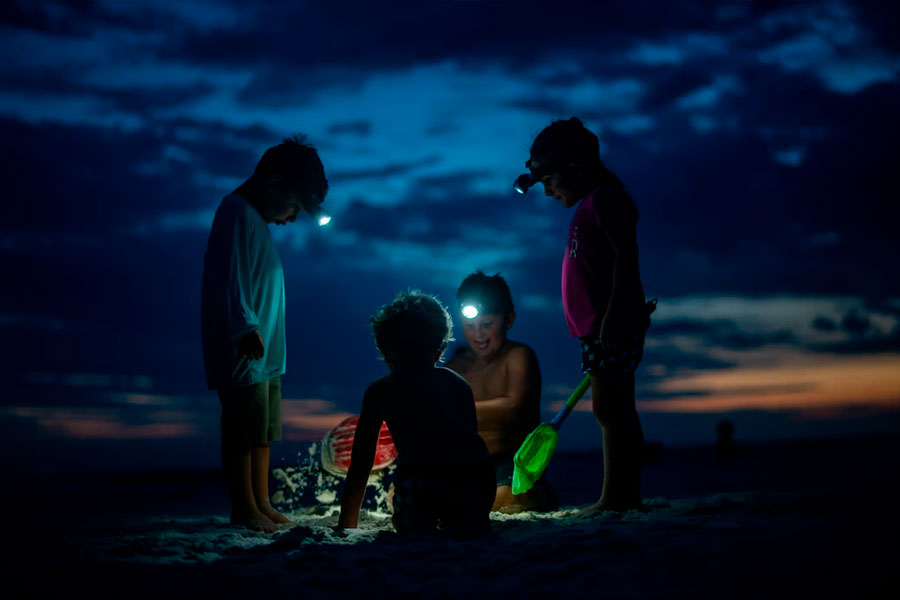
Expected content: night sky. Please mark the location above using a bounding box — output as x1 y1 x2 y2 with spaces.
2 0 899 473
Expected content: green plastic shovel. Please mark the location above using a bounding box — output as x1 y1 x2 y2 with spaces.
512 374 592 495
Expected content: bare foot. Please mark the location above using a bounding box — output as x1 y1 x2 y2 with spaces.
492 484 558 513
259 505 291 525
231 510 277 533
494 502 526 514
576 497 643 518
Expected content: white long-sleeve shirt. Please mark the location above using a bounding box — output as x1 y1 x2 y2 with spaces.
201 194 286 389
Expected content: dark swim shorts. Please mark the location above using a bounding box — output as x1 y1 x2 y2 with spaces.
580 300 656 376
492 452 515 487
579 332 646 375
392 460 496 539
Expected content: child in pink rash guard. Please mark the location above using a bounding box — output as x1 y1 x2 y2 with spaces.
518 117 655 512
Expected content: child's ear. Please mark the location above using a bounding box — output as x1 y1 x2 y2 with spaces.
505 312 516 330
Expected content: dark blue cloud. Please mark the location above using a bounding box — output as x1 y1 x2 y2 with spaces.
330 156 443 183
327 120 372 137
1 0 899 461
155 2 724 73
651 319 795 350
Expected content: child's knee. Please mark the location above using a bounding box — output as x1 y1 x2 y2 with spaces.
590 374 635 425
592 402 618 426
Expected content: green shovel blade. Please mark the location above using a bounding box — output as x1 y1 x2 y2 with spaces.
511 423 559 495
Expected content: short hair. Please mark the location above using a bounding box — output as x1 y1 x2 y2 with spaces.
528 117 600 178
371 290 454 367
456 271 514 316
254 135 328 203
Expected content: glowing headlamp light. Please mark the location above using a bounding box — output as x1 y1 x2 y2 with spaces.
306 203 332 227
461 304 480 319
513 173 536 194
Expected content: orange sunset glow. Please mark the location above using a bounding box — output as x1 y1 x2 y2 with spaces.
639 353 900 414
281 399 355 441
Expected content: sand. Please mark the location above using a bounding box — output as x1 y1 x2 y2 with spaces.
6 435 899 599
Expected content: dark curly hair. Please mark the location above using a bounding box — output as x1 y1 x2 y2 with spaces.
371 290 454 367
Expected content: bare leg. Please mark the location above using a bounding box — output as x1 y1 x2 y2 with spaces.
251 443 291 525
222 440 276 532
493 483 558 513
387 483 395 513
583 372 643 513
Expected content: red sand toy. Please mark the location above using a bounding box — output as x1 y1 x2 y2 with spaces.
321 415 398 475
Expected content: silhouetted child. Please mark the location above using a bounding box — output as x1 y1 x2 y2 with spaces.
515 117 655 512
337 291 495 538
446 271 557 512
201 136 328 532
716 419 740 457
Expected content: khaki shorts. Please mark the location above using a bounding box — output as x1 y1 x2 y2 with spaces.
218 377 282 448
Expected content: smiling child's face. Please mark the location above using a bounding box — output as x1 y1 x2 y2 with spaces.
462 312 512 362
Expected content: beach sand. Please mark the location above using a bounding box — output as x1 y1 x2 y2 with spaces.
6 434 899 599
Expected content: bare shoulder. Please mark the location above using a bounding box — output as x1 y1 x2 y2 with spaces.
503 341 539 368
437 366 472 388
445 347 475 374
363 375 391 412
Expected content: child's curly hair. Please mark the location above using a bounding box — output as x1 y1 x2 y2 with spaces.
371 290 454 366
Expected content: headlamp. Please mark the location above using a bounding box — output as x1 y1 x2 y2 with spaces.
460 302 481 319
306 202 332 227
514 156 555 194
513 173 536 194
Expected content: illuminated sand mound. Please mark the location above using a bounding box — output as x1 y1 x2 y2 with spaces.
271 440 395 513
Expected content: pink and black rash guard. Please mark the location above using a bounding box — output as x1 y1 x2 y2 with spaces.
561 185 645 338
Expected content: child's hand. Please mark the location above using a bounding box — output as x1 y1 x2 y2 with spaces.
237 330 265 360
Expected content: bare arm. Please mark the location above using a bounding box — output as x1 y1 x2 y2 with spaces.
336 389 382 529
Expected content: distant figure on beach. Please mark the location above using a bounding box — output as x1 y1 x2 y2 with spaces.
201 136 328 532
515 117 654 512
337 291 495 539
446 271 557 512
715 419 740 457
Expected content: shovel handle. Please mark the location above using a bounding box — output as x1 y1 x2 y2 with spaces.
550 374 592 429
